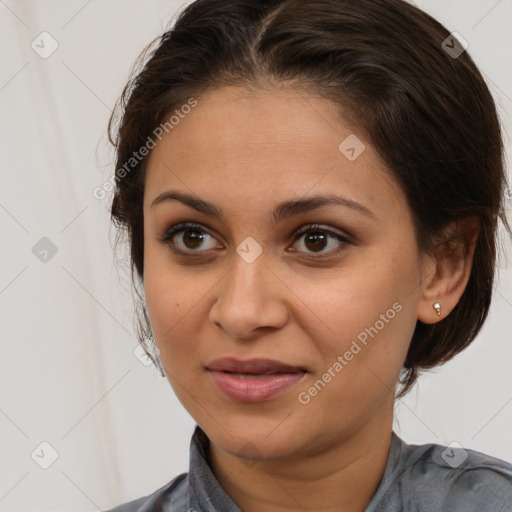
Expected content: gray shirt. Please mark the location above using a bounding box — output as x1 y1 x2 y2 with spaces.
105 425 512 511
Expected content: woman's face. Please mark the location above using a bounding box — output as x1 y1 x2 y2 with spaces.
143 84 429 460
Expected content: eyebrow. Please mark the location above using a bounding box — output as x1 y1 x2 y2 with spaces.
150 190 376 223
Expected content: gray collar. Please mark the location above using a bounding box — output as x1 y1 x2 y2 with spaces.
183 425 406 512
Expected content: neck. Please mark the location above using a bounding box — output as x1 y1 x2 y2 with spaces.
208 404 394 512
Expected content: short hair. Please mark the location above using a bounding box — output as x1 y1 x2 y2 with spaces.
108 0 511 397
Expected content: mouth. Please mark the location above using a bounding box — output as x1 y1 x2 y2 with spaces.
206 357 307 402
218 371 302 378
206 357 307 374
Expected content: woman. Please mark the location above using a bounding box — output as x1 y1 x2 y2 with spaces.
105 0 512 510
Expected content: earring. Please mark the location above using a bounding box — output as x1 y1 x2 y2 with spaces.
147 337 166 377
433 301 441 316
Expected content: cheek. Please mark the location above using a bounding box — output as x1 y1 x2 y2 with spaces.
308 246 418 382
302 297 415 428
144 277 188 343
143 248 211 367
143 248 183 345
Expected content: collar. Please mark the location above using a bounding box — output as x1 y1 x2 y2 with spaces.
184 425 408 512
187 425 241 511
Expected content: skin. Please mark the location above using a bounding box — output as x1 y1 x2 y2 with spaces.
142 84 479 512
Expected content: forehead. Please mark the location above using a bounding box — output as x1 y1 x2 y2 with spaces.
143 85 405 221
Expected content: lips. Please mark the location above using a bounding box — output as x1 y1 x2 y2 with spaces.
206 357 307 402
206 357 306 375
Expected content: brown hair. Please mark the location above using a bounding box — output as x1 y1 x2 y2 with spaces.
107 0 511 397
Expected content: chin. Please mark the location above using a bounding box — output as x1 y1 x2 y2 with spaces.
202 415 307 460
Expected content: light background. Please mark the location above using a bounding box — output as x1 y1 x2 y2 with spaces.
1 0 511 510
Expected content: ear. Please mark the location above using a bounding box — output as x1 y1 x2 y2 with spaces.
417 216 480 324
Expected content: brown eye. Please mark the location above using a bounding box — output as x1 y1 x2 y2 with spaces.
181 229 207 249
159 222 219 253
290 224 353 256
303 231 328 252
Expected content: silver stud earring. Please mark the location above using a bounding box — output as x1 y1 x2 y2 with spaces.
433 301 441 316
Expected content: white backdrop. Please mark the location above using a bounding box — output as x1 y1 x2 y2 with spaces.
1 1 511 510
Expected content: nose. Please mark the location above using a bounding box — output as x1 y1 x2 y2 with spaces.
209 252 289 340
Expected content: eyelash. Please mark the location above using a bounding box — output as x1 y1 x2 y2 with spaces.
158 222 353 258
